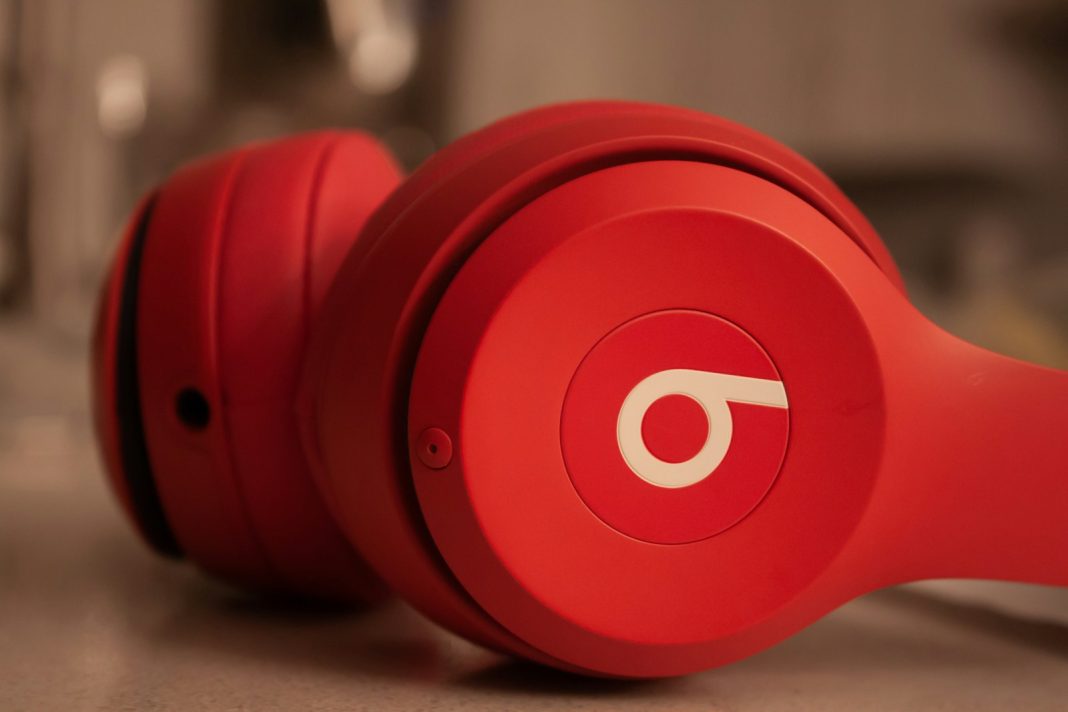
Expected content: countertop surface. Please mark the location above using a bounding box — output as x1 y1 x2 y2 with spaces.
3 320 1068 711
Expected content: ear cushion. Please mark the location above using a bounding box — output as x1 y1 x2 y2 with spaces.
93 192 180 557
303 101 904 669
93 132 401 600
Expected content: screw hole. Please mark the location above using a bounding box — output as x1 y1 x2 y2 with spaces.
175 388 211 430
428 443 438 454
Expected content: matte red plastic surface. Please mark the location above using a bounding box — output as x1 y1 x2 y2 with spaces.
407 162 884 675
641 394 709 463
305 102 912 672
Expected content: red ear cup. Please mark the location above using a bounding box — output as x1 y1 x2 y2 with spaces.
405 161 884 675
303 102 924 674
92 132 401 599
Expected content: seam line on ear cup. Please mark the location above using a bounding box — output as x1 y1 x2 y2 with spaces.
214 134 370 594
114 194 184 557
206 146 285 585
295 133 384 580
300 133 341 397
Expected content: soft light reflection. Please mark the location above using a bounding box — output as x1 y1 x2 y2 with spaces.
327 0 419 95
95 55 147 138
349 25 418 95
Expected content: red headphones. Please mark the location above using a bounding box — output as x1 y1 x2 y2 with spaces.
91 101 1068 678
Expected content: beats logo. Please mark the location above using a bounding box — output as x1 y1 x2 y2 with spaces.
617 369 788 489
562 310 790 544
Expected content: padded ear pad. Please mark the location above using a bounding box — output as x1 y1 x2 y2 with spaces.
92 132 401 599
302 101 904 670
93 193 179 556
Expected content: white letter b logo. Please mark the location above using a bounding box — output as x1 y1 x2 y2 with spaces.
617 369 788 489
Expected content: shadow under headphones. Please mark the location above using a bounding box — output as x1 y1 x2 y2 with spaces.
91 101 1068 678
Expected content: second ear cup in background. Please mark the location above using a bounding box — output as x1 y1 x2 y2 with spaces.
92 132 401 600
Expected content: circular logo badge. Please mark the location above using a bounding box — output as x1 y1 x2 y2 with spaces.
561 310 789 544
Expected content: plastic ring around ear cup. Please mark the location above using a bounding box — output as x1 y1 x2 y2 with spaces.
303 101 904 671
93 131 401 600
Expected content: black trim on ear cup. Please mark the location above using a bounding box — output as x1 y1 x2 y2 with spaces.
115 198 184 558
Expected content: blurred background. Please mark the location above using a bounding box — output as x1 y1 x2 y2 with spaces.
2 0 1068 706
0 0 1066 351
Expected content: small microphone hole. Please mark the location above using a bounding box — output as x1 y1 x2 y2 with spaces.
175 388 211 430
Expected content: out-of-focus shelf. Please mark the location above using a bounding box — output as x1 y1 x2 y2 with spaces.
1000 0 1068 64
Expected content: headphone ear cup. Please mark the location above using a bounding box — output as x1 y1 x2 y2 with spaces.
92 132 401 600
306 101 906 674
